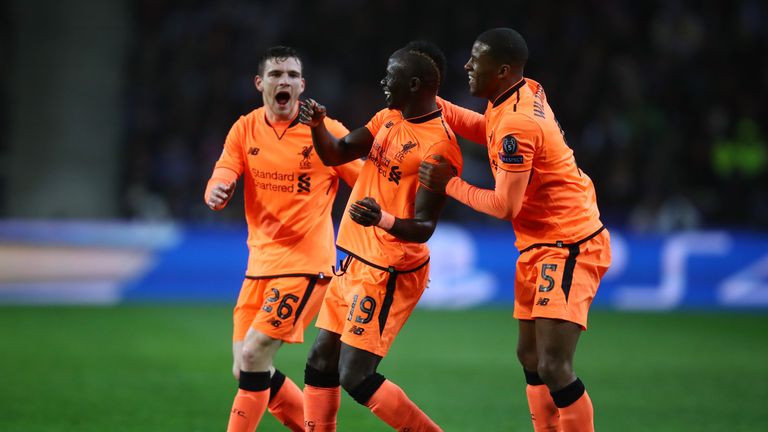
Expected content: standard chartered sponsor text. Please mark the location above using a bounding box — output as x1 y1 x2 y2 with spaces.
251 169 296 192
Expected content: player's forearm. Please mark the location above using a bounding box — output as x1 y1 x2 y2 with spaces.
311 123 361 166
383 218 437 244
445 177 516 220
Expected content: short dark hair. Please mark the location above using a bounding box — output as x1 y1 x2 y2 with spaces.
402 40 447 91
257 45 302 75
476 28 528 68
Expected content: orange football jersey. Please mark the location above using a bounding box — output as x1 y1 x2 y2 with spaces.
210 107 362 277
485 78 603 250
440 79 603 251
336 108 462 270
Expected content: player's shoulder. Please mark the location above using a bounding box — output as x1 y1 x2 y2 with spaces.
374 107 400 120
497 108 542 137
366 108 401 132
322 115 349 137
234 107 264 127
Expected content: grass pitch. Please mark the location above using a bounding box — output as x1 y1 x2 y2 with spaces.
0 306 766 431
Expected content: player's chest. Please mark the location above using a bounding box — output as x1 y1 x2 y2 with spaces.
367 125 423 184
243 128 322 173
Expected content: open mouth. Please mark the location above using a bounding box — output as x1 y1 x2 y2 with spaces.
275 91 291 106
383 87 392 104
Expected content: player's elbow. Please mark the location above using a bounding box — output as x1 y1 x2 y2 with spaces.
493 202 520 220
315 151 336 166
509 201 523 219
414 230 435 244
409 221 437 243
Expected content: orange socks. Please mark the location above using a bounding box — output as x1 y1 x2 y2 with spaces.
524 370 561 431
303 385 341 431
351 373 442 432
303 365 341 431
227 371 270 432
551 378 594 432
267 370 305 432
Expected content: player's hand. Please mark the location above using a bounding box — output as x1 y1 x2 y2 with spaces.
299 98 327 128
419 154 455 194
349 197 382 227
206 181 236 211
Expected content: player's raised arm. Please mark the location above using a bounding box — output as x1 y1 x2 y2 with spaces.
419 154 528 220
299 98 374 166
436 96 486 145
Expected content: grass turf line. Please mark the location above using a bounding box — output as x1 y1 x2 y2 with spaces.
0 306 766 431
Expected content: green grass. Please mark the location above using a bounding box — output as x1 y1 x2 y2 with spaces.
0 306 766 431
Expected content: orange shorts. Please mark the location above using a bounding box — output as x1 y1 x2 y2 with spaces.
315 258 430 357
514 229 611 329
233 275 329 343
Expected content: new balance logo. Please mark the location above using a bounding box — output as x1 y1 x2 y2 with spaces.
297 173 311 193
247 146 260 156
349 325 365 335
232 408 247 418
384 121 394 128
388 166 401 184
535 297 550 306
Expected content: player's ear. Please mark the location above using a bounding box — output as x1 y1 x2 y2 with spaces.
254 75 264 92
410 77 421 92
299 77 306 94
498 64 511 79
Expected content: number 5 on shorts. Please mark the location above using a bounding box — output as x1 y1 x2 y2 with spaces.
538 264 558 292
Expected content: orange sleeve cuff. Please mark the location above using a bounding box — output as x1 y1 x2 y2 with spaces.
446 176 511 220
205 167 238 200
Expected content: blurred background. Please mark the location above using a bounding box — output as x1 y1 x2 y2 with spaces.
1 0 766 308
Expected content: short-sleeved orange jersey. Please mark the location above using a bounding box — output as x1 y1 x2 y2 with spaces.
210 107 362 278
478 78 603 250
336 108 462 270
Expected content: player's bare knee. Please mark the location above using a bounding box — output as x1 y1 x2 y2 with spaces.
240 333 278 368
306 331 341 372
338 365 367 392
306 345 334 372
537 356 573 387
516 346 538 371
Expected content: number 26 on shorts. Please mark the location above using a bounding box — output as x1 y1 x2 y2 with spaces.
262 288 300 319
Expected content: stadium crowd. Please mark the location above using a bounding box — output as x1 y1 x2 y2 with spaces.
122 0 767 230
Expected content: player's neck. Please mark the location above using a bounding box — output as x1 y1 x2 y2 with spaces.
264 103 299 125
488 76 525 104
401 98 438 120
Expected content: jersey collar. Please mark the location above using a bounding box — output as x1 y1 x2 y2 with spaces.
492 78 526 108
404 108 443 124
264 112 302 129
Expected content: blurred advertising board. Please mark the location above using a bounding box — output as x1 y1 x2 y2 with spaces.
1 221 766 310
